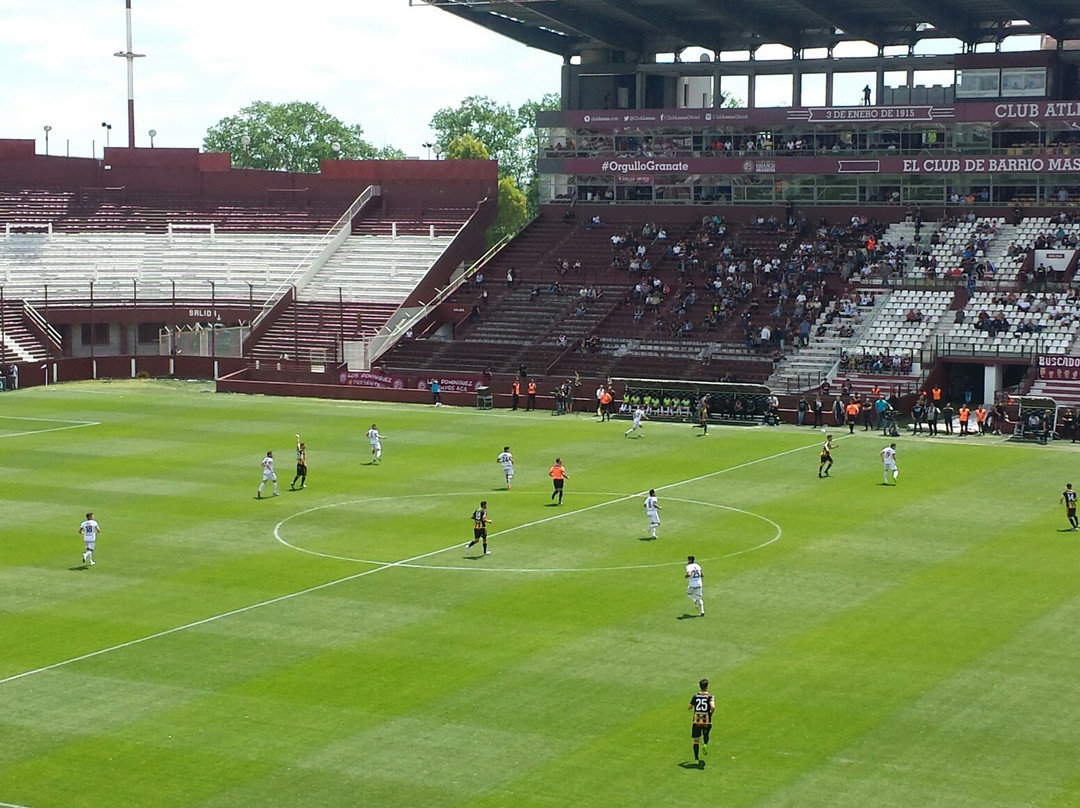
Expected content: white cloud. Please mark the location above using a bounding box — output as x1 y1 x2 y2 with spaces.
0 0 561 155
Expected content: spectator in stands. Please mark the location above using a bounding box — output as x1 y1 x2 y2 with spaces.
507 267 516 286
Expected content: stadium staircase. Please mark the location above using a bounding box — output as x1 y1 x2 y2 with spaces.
247 300 399 365
0 300 50 362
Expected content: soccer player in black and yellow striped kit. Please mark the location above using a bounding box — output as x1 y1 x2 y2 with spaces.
688 678 716 765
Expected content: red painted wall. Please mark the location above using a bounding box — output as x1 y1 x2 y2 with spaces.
0 140 496 211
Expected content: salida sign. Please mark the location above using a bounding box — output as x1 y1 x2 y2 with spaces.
902 156 1080 174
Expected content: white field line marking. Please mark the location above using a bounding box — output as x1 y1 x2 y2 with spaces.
0 801 37 808
274 495 781 572
0 415 99 439
0 439 818 687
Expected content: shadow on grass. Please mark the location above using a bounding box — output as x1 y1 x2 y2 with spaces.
69 564 89 571
638 535 657 542
678 761 706 770
676 613 701 621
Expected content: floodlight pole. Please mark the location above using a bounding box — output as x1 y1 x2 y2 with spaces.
114 0 146 148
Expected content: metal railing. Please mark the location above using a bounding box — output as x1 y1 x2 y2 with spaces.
358 228 513 371
252 185 380 330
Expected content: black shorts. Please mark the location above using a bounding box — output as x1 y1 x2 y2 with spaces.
296 463 307 475
691 723 711 739
474 528 487 539
820 452 831 462
1068 507 1076 518
552 479 564 490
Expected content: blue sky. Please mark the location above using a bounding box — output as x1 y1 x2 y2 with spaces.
0 0 562 157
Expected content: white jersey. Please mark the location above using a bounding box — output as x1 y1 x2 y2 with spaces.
261 455 276 479
644 494 660 522
685 562 703 591
367 428 382 447
80 519 100 545
632 407 645 426
881 446 897 467
497 450 513 469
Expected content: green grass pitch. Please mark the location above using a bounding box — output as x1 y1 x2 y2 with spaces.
3 380 1080 808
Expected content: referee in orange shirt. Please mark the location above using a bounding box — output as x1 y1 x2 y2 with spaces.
549 458 569 504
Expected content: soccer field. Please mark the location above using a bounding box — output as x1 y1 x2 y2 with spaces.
2 380 1080 808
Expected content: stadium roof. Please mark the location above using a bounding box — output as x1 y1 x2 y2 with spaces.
421 0 1080 56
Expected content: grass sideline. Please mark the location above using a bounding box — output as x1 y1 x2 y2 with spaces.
2 379 1080 808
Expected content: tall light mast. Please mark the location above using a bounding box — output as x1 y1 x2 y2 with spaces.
114 0 145 148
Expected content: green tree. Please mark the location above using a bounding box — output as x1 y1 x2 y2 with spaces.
516 92 561 216
491 177 528 247
203 101 404 173
430 96 526 185
443 134 491 162
431 93 560 226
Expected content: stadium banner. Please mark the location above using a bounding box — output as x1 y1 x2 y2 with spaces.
538 101 1080 130
539 154 1080 177
1037 355 1080 380
339 369 479 393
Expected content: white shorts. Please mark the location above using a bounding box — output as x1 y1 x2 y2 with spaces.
884 462 897 471
502 466 514 478
647 512 660 526
687 585 703 598
84 540 96 550
262 470 277 481
370 441 381 451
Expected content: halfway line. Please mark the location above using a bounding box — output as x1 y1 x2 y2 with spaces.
1 437 822 686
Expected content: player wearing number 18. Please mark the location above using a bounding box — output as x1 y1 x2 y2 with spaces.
688 678 716 765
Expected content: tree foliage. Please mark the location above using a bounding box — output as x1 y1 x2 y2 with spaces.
443 134 490 162
491 177 528 246
431 93 560 238
203 101 404 173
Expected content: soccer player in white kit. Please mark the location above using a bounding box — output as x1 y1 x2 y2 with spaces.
79 512 100 566
624 405 648 437
881 442 898 485
367 424 385 463
497 446 514 489
644 489 661 538
685 555 705 616
257 450 279 498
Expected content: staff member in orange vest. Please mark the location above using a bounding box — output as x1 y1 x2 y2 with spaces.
599 388 614 421
975 405 988 434
511 379 521 411
845 399 861 434
931 385 942 404
526 379 537 411
958 404 971 435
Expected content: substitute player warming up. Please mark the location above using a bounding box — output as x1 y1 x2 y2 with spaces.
466 500 492 555
688 678 716 765
79 511 100 566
